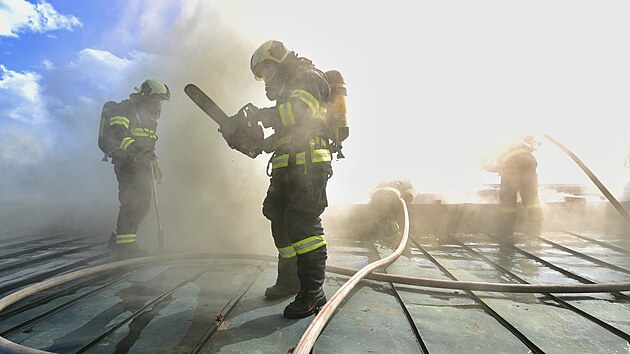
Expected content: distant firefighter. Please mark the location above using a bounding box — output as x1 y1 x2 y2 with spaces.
487 135 543 237
98 79 170 259
368 179 415 240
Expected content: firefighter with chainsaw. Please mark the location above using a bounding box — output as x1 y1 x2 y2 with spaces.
98 79 170 259
487 135 543 237
242 40 348 318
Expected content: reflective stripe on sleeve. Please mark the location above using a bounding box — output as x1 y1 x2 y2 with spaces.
279 102 296 126
110 116 130 129
292 235 326 255
120 137 135 151
289 89 319 114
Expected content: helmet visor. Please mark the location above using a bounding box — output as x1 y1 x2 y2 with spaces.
149 94 168 104
254 62 276 82
145 80 170 101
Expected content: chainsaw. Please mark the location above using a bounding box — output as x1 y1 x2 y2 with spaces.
184 83 263 158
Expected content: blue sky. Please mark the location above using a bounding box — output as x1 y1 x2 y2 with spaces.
0 1 182 202
1 0 86 166
1 1 630 206
2 1 86 70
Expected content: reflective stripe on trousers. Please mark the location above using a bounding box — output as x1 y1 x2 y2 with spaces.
277 235 326 259
116 233 137 244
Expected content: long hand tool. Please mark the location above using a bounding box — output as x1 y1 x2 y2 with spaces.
150 159 164 250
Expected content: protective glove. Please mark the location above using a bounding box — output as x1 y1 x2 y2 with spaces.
240 103 261 122
239 103 277 128
257 107 278 128
246 148 262 159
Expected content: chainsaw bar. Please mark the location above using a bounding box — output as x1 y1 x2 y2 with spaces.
184 83 229 127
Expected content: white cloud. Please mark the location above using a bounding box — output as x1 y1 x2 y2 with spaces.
77 48 132 70
0 0 81 37
0 64 47 124
0 65 53 167
0 50 135 135
64 48 160 96
40 59 54 70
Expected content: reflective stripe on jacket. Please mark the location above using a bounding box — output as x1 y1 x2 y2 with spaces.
265 67 332 171
106 98 158 157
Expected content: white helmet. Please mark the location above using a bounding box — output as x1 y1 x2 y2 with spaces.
250 40 290 81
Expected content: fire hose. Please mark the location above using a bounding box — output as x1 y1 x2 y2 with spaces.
293 190 411 354
544 133 630 224
1 254 629 351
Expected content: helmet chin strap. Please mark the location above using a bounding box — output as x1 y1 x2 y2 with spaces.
264 68 289 101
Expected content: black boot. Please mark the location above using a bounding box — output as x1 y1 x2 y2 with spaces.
107 232 117 251
283 287 327 319
265 256 300 300
116 243 148 260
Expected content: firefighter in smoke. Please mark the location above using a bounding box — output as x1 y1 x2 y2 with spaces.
98 79 170 259
242 40 347 319
487 135 543 237
368 179 414 243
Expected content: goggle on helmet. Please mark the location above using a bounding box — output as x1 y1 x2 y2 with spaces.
250 40 290 81
135 79 171 101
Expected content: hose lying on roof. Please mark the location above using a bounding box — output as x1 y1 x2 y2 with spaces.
544 133 630 224
293 189 411 354
1 252 630 352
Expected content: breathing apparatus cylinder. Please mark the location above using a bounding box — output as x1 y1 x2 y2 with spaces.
325 70 349 158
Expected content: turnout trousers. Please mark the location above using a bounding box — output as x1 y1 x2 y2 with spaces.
499 171 543 236
262 163 330 290
114 158 152 244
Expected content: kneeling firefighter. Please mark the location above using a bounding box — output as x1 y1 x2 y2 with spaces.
369 179 415 242
236 40 349 319
98 79 170 259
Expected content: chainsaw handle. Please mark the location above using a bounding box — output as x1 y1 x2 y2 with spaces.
237 103 260 122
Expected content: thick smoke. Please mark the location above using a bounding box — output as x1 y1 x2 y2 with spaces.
1 2 275 254
2 1 630 241
110 3 276 254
